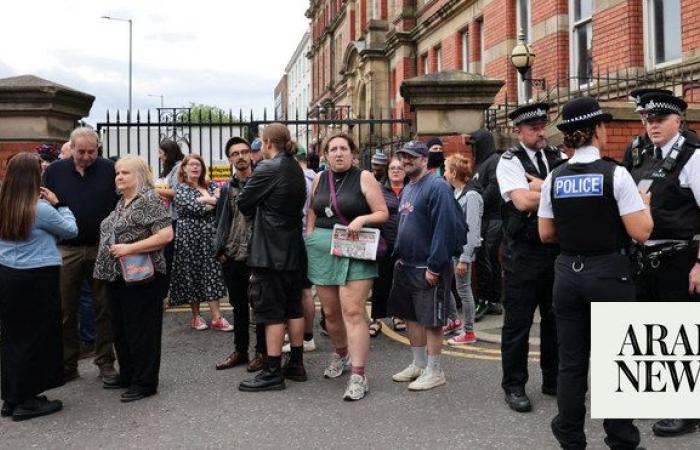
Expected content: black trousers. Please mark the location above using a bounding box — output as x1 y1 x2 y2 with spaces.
501 240 558 391
635 246 699 302
551 254 639 450
476 219 503 303
107 274 167 393
222 261 265 355
0 265 63 404
371 255 396 320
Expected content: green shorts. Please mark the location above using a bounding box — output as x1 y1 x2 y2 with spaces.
306 227 378 286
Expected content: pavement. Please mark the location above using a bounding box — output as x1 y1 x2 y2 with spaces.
1 305 697 449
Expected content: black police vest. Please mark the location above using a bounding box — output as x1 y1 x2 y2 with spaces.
551 159 628 255
629 138 700 240
502 145 563 243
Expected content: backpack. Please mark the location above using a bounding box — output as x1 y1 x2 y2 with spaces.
452 190 469 257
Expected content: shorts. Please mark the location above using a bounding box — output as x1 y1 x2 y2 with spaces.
306 227 377 286
387 261 452 328
248 268 304 325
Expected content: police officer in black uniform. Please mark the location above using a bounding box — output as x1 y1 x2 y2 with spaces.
496 103 564 412
622 88 673 169
627 92 700 438
538 96 653 450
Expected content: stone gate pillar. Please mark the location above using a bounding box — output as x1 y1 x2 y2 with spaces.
400 71 504 155
0 75 94 176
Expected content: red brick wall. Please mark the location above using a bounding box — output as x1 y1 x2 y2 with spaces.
591 1 644 70
482 0 517 103
530 31 568 90
0 143 44 178
442 32 462 70
682 0 700 52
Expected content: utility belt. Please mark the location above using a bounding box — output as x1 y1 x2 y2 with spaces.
633 238 699 272
558 249 630 273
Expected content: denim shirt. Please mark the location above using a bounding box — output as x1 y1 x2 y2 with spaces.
0 200 78 269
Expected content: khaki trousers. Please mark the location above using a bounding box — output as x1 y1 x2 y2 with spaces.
59 245 115 372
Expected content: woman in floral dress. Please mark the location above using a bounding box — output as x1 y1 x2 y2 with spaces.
169 154 232 331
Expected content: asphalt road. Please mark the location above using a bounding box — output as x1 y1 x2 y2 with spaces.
1 307 698 449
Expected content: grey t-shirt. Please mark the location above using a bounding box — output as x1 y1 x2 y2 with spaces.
165 161 181 220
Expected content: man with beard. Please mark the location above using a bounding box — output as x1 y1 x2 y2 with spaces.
389 140 464 391
626 92 700 438
214 137 267 372
496 103 564 412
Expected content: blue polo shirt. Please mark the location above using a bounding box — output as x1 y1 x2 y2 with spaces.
43 157 119 246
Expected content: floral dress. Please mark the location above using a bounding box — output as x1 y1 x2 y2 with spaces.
168 183 227 305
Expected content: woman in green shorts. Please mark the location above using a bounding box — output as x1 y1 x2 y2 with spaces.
306 133 388 401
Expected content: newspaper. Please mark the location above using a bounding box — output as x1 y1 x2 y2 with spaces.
330 224 380 261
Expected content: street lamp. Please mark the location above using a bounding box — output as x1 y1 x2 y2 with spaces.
101 15 133 113
510 29 546 91
148 94 164 108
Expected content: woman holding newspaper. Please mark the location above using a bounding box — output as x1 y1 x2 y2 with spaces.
306 133 388 401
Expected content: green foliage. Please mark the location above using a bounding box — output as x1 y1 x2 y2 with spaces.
177 103 236 124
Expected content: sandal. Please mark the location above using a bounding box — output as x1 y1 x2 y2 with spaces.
368 320 383 338
392 317 406 332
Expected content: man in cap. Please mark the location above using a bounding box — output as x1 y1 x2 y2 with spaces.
627 92 700 437
250 137 264 167
496 102 565 412
388 140 466 391
622 88 673 169
370 150 389 182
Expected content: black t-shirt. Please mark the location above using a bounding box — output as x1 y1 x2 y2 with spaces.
43 157 120 246
312 166 371 229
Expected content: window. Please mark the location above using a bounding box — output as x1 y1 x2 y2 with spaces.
436 47 442 72
646 0 682 67
570 0 593 88
516 0 532 102
461 29 470 72
421 53 429 75
478 18 485 75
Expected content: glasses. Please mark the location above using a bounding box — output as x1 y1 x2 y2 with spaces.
186 162 202 167
229 150 251 158
389 166 404 171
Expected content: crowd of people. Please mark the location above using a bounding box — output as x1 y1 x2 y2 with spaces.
0 89 699 450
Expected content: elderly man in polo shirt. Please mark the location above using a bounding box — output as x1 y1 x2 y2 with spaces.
43 127 120 384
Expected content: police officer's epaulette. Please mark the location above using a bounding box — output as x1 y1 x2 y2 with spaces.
501 147 521 160
601 156 622 166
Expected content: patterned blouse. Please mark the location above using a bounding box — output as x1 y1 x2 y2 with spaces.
93 188 172 282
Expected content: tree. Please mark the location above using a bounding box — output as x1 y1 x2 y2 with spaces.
177 103 236 124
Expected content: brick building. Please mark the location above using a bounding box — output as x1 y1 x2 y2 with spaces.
306 0 700 158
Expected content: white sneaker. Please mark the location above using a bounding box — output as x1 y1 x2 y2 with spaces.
392 363 424 382
408 366 446 391
343 374 369 401
323 353 350 378
282 338 317 353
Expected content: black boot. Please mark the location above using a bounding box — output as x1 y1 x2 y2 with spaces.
239 356 285 392
474 299 489 321
652 419 700 437
283 346 307 382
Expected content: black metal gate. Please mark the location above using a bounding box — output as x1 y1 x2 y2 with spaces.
96 107 412 174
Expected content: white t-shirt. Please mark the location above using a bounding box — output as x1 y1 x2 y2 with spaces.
538 146 645 219
497 144 568 203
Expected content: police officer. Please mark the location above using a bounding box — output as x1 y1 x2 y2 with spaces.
538 96 653 450
622 88 673 169
496 103 564 412
628 92 700 437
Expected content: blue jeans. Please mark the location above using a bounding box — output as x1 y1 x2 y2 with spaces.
79 279 95 344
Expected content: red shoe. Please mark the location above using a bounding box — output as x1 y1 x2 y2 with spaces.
448 331 477 346
442 319 463 335
211 317 234 332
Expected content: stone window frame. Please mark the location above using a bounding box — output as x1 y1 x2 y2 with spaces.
643 0 682 69
569 0 593 90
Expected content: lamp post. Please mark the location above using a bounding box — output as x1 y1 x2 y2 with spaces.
510 29 546 91
148 94 164 108
101 15 133 113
